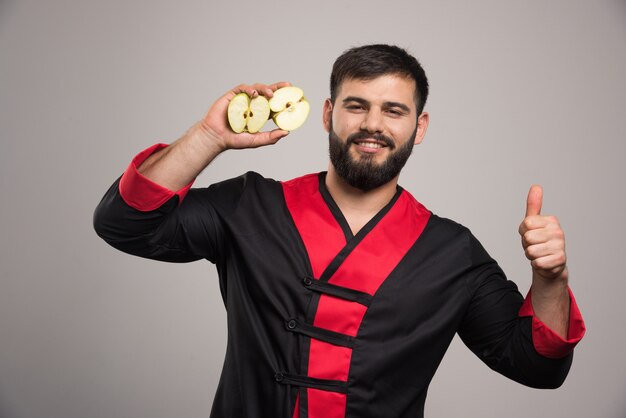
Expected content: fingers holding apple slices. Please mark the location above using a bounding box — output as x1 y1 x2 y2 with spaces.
269 87 310 131
227 85 310 134
227 93 271 134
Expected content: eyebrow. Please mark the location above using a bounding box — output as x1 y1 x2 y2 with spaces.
342 96 411 113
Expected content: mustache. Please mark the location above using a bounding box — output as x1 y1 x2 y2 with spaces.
347 131 395 149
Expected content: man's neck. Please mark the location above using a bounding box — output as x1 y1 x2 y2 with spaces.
325 165 399 235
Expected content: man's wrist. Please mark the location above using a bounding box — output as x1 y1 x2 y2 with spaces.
529 268 570 339
531 267 569 293
195 119 229 153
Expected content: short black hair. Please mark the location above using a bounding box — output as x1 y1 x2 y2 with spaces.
330 44 429 115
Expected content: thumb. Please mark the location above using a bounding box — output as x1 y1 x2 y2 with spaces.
525 184 543 217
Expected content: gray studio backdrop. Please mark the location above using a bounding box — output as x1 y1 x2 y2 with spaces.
1 0 625 417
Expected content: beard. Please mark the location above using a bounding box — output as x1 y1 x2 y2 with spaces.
328 120 417 192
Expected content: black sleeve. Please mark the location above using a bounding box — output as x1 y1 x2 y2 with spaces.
93 176 226 264
457 234 573 389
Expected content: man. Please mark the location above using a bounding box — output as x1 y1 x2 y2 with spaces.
94 44 585 418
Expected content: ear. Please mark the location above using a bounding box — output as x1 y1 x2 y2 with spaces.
413 112 429 145
322 98 333 133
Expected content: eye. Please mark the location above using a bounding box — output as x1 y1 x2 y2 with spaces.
385 108 404 116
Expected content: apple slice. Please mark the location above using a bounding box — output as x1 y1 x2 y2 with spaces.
227 93 270 133
247 95 270 133
269 86 310 131
227 93 250 133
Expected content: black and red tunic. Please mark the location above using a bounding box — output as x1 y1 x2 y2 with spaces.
94 144 585 418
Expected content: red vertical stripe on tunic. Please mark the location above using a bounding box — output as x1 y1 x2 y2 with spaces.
283 176 430 418
313 296 367 336
308 389 346 418
308 339 353 380
282 174 347 278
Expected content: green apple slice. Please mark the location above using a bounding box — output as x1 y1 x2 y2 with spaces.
227 93 250 133
246 95 270 133
269 87 304 112
272 100 310 131
269 86 310 131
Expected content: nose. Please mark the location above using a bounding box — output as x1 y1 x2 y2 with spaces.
360 108 384 134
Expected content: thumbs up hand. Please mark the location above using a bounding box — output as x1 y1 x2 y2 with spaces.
518 185 568 282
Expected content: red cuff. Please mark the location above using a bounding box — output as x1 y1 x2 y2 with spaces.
119 143 195 211
518 287 586 359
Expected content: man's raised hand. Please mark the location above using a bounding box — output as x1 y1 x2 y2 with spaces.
199 82 292 151
519 185 568 282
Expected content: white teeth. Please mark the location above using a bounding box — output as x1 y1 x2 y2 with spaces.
357 142 383 149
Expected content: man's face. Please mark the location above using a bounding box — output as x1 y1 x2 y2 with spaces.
323 74 429 191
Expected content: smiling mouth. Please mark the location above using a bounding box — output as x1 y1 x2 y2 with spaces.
348 130 395 149
352 139 390 150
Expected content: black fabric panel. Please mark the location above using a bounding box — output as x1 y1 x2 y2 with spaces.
346 216 468 417
95 172 312 418
210 173 314 417
346 215 575 417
